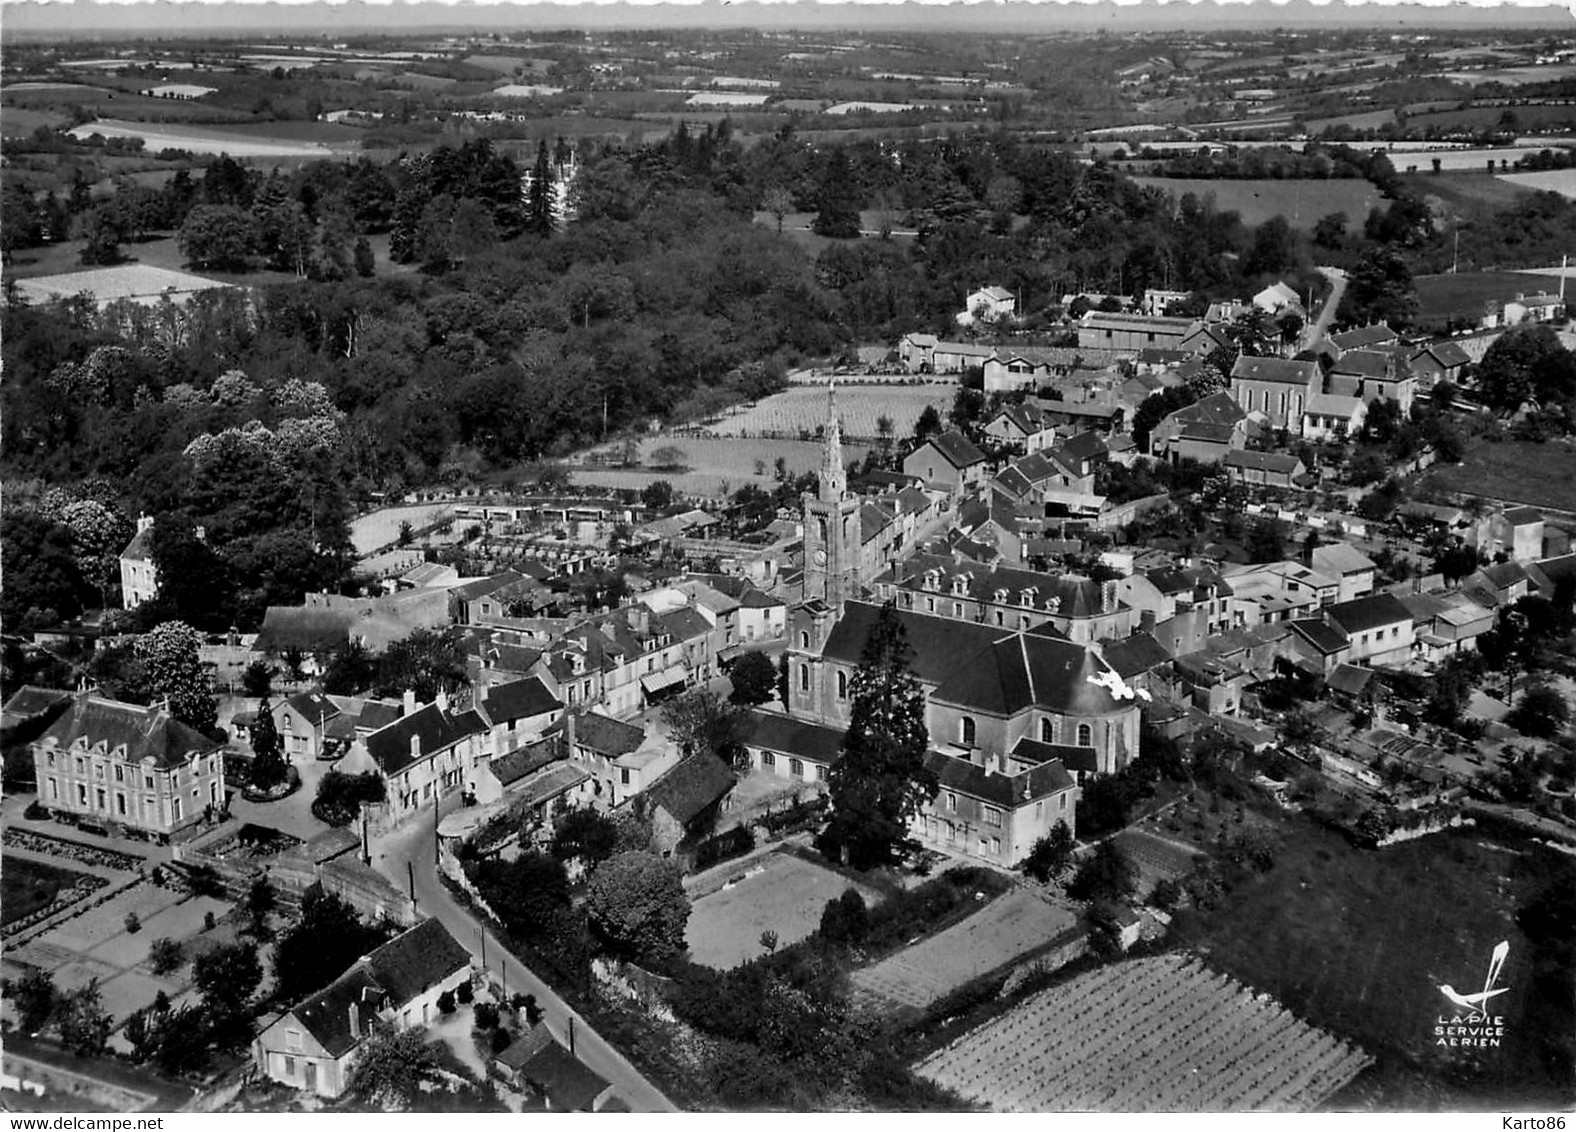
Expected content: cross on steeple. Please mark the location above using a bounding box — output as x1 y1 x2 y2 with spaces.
819 375 846 502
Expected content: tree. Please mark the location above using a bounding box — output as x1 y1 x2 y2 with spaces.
147 514 232 630
1067 840 1138 904
549 807 619 866
1 510 89 630
1476 324 1576 414
585 850 691 964
13 967 56 1033
818 888 870 946
1312 211 1347 250
1338 246 1418 330
812 148 864 239
729 650 778 706
649 447 689 471
241 660 273 700
322 639 376 695
761 186 795 234
661 688 750 768
824 601 938 870
56 979 112 1056
374 626 467 702
245 875 277 937
78 207 123 266
191 940 262 1035
1131 386 1196 453
1245 517 1287 564
134 621 216 735
178 204 257 271
313 769 386 826
346 1021 443 1110
641 480 675 510
148 938 184 975
468 851 571 938
353 235 375 277
272 883 389 1003
526 140 556 238
1507 684 1569 739
1022 820 1076 882
248 697 288 792
913 404 943 439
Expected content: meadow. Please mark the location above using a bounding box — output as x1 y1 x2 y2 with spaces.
1418 438 1576 513
67 118 359 158
1412 271 1564 326
1129 177 1383 231
706 384 952 442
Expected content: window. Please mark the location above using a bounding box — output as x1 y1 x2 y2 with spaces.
836 672 848 701
76 783 87 805
1035 800 1043 817
789 757 804 778
144 775 154 789
283 714 292 730
799 631 810 650
995 611 1004 626
761 751 775 768
113 765 124 783
953 602 963 618
284 1056 296 1079
1040 718 1054 742
946 792 957 813
945 820 956 843
960 717 976 746
116 793 126 816
983 806 1002 827
1076 723 1093 747
48 778 57 800
979 837 990 855
816 764 826 782
1059 793 1068 810
926 597 936 613
46 752 54 768
799 665 811 693
76 757 84 773
172 796 182 820
991 837 1001 855
620 768 631 785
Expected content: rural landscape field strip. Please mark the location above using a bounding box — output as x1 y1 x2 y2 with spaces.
705 386 952 441
915 953 1372 1111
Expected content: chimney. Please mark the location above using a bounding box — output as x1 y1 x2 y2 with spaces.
136 513 154 534
403 688 417 715
437 689 450 714
410 733 422 762
1102 579 1117 614
349 1000 361 1040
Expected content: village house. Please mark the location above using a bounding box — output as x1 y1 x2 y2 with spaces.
1310 542 1379 603
118 515 159 610
1223 449 1306 489
1149 391 1250 464
917 744 1080 866
1398 590 1497 662
993 449 1094 503
1077 311 1195 353
493 1025 617 1111
644 751 738 856
273 691 341 762
253 918 473 1099
341 693 487 826
902 430 989 493
1406 340 1471 389
1300 392 1367 441
32 692 225 842
475 676 562 762
1473 506 1545 563
565 711 677 809
1329 323 1399 353
981 403 1055 451
957 285 1017 326
1326 349 1416 414
1321 592 1417 666
1252 281 1304 319
898 332 939 371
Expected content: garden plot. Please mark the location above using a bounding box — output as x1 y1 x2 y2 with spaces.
42 885 182 955
1112 827 1204 897
852 888 1077 1010
916 953 1372 1112
705 385 953 442
686 851 882 970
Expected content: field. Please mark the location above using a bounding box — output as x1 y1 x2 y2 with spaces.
2 85 255 123
1129 177 1382 230
686 851 882 969
1404 103 1576 133
852 888 1078 1010
1169 820 1574 1107
1418 438 1576 513
2 234 303 289
1402 171 1537 213
67 118 358 158
1497 168 1576 200
915 953 1372 1111
1412 271 1561 325
570 436 872 499
349 502 457 557
1111 827 1204 898
1 857 104 928
706 384 952 442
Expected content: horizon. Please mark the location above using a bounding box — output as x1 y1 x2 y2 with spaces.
3 0 1572 39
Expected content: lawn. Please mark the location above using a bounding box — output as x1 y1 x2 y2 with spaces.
1169 819 1575 1108
686 850 883 969
1418 438 1576 512
1412 271 1561 326
1129 177 1383 231
1 857 103 928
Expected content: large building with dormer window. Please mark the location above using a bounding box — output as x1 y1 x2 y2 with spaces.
32 692 225 841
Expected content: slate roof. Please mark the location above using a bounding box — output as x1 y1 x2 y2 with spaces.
1324 593 1413 637
1289 617 1350 656
289 918 471 1059
1310 542 1376 577
883 554 1116 622
572 712 645 758
1330 324 1398 351
357 701 404 733
518 1039 610 1111
1325 663 1375 696
1412 340 1470 368
1503 506 1544 527
451 570 529 603
1163 390 1245 429
930 631 1130 717
1331 348 1401 380
1057 431 1108 465
644 752 735 825
483 677 561 724
1224 449 1303 474
253 607 356 655
1305 392 1365 417
490 737 563 789
283 691 340 723
820 601 1015 686
37 693 220 769
744 711 846 764
3 685 71 721
921 430 988 470
364 702 486 777
1101 631 1174 676
926 749 1076 807
1230 356 1319 387
120 525 155 562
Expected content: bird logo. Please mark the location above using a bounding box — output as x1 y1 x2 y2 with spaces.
1438 940 1510 1017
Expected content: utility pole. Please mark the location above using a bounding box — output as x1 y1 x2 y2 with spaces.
433 788 440 865
407 859 415 907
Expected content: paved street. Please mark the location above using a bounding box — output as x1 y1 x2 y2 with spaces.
1301 265 1349 353
369 803 677 1112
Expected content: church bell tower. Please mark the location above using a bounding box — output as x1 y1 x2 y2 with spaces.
801 379 862 609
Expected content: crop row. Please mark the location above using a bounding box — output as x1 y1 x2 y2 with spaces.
915 952 1372 1112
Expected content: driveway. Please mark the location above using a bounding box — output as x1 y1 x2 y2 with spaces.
1301 265 1349 353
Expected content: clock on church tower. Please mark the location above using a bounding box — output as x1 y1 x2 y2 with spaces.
802 381 861 608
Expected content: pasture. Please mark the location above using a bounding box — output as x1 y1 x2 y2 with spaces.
67 119 357 158
852 888 1078 1010
1129 177 1382 230
1403 171 1536 213
686 851 881 969
1497 168 1576 200
1418 438 1576 513
706 384 952 442
1412 271 1560 325
915 953 1372 1111
2 85 255 124
1168 820 1573 1106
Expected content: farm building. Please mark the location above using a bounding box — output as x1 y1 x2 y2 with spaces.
1077 311 1195 353
138 83 217 99
957 285 1016 327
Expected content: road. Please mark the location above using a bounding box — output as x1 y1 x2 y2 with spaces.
370 804 678 1113
1300 265 1349 353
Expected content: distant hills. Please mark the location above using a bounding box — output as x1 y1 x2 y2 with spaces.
3 0 1571 40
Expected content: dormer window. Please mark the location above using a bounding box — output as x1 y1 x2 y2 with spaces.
951 575 969 596
993 588 1008 605
1045 596 1062 614
1020 587 1038 608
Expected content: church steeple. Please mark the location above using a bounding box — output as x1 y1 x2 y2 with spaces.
819 377 846 501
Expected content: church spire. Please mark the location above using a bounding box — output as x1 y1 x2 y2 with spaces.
819 376 846 502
